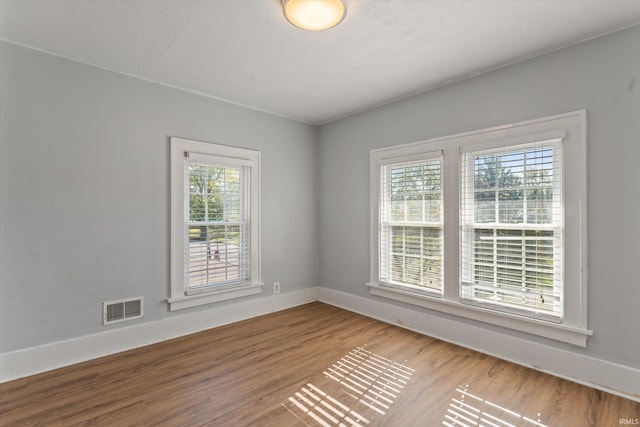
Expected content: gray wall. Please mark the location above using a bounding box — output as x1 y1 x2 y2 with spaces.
0 42 319 352
318 25 640 368
2 25 639 372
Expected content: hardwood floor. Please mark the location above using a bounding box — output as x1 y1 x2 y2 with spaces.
1 302 638 426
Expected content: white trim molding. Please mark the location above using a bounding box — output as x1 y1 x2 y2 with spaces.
318 287 640 402
170 136 262 311
0 288 318 384
168 283 263 311
2 287 638 403
367 282 591 347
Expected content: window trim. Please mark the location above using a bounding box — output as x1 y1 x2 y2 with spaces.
169 137 262 311
368 111 591 346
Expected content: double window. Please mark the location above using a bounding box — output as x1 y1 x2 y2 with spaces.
369 111 590 346
169 137 261 311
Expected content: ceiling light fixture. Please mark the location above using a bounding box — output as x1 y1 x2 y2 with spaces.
282 0 347 31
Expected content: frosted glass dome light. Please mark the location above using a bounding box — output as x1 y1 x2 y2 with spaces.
282 0 347 31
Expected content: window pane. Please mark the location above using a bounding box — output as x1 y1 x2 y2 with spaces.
189 164 206 193
186 224 247 289
387 225 442 291
474 190 495 223
185 161 249 291
389 162 441 223
188 164 242 224
466 228 558 313
526 188 553 224
380 157 443 293
462 142 561 318
498 192 523 224
207 196 222 221
189 194 206 222
404 226 421 255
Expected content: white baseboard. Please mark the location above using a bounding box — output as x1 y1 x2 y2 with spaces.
3 285 639 404
0 287 319 383
317 287 640 402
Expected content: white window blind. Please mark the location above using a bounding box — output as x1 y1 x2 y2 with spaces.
460 140 563 321
184 154 251 293
379 156 443 293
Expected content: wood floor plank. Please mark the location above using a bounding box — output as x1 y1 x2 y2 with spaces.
1 302 638 426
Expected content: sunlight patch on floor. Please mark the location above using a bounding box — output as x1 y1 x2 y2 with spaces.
443 384 547 427
323 346 414 415
283 346 415 426
287 383 370 427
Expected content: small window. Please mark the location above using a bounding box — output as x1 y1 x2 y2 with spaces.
169 137 261 311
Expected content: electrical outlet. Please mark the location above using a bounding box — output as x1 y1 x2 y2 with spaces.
273 282 281 294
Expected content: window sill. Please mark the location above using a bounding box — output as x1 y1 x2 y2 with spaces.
168 282 263 311
366 282 592 347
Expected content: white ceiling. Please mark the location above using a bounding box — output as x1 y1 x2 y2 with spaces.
1 0 640 125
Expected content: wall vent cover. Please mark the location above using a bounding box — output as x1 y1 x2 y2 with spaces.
103 297 144 325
